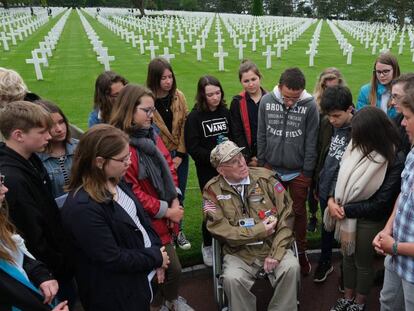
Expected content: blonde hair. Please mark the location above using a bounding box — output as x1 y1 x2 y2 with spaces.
0 68 28 106
313 68 346 108
0 101 52 139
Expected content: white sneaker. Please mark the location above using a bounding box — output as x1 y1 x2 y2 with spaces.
165 296 194 311
201 243 213 267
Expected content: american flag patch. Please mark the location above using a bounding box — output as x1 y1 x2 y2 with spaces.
274 182 285 193
203 199 217 214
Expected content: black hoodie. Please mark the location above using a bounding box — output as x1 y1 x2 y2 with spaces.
184 106 232 191
0 143 71 279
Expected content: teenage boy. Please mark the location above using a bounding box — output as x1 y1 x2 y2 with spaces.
313 86 353 283
0 101 73 301
373 88 414 310
257 67 319 275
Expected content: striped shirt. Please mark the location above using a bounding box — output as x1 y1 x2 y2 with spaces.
393 149 414 283
116 186 151 248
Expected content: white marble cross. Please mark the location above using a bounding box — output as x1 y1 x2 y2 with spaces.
0 32 10 51
346 44 354 65
165 30 174 47
214 46 228 71
398 37 405 55
249 33 258 51
35 47 49 67
235 39 246 60
39 41 52 57
371 40 379 55
306 44 317 67
8 28 17 45
138 35 147 54
274 39 283 58
192 39 203 61
262 45 275 69
159 47 175 63
177 35 187 53
97 47 115 71
146 40 159 60
26 50 46 80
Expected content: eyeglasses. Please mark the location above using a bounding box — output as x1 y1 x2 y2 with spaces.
109 152 132 165
0 174 4 187
220 154 246 167
138 107 156 117
282 95 300 105
374 69 392 76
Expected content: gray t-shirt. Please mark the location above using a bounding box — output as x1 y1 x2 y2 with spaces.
319 124 351 200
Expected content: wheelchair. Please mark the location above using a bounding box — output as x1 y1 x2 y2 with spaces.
212 238 300 311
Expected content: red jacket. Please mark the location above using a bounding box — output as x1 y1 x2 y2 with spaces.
125 135 179 245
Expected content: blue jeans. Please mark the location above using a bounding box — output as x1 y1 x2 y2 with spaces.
170 151 189 231
318 197 335 264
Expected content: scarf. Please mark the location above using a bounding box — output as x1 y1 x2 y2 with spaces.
323 140 388 255
129 127 177 203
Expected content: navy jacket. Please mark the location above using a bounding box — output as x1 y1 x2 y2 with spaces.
61 181 163 311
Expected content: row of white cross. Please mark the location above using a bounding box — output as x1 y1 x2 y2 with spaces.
25 9 71 80
326 20 354 65
77 9 115 71
0 12 50 51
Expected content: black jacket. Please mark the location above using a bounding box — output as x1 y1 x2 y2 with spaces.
185 106 232 190
0 143 71 280
344 150 406 221
230 90 265 161
0 255 53 311
61 182 163 311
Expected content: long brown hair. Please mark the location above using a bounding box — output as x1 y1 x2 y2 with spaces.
369 52 400 107
93 71 128 124
351 106 399 163
146 57 177 98
67 124 129 203
0 200 18 263
34 99 71 153
195 75 226 112
109 84 155 134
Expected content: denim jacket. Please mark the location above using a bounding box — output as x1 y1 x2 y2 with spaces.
37 139 78 198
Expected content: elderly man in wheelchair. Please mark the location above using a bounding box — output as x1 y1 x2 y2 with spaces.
203 139 300 311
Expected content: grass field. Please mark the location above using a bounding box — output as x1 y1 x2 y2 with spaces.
1 9 413 266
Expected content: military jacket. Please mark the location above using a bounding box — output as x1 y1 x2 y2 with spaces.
203 167 294 265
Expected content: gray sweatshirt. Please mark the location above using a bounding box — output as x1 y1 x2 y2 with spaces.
257 85 319 177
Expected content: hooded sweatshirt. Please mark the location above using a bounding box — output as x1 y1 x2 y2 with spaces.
0 143 70 279
257 86 319 177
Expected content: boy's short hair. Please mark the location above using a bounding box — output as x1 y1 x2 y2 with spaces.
279 67 306 90
320 86 353 114
0 101 52 139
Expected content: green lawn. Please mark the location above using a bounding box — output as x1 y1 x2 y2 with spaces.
1 10 413 266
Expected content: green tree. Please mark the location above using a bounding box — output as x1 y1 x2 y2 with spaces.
252 0 263 15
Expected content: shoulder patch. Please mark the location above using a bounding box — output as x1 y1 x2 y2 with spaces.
274 181 285 193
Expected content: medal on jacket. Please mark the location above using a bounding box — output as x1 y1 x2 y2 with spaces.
248 183 265 204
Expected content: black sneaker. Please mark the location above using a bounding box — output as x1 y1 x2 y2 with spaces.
330 298 354 311
307 216 318 232
313 261 333 282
